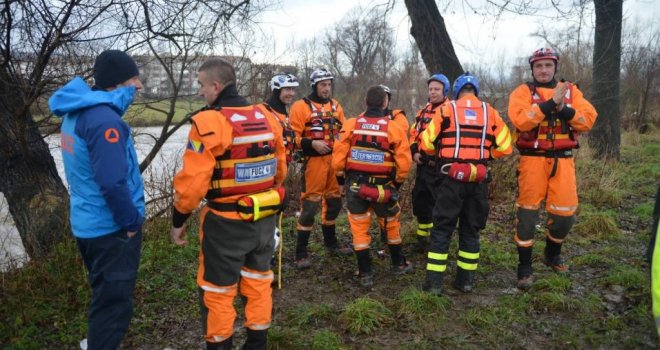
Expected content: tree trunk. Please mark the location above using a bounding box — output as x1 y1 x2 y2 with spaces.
589 0 623 159
0 70 70 259
404 0 463 84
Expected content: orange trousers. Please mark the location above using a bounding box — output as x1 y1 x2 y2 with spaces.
297 155 342 230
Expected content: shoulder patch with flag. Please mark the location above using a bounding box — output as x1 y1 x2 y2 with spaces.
187 139 205 153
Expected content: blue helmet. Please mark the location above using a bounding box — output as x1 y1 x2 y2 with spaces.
453 72 480 97
427 74 450 97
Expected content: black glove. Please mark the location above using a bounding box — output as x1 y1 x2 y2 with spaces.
393 181 403 190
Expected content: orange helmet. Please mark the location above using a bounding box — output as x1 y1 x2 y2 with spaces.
529 47 559 65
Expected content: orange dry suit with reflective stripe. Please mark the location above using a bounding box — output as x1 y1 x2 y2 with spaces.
508 81 597 248
332 106 412 274
258 102 296 165
419 93 511 282
172 85 286 344
289 94 346 258
409 99 448 240
508 79 597 281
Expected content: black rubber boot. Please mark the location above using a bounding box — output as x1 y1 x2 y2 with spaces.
423 271 444 295
243 329 268 350
295 230 311 260
207 336 233 350
517 246 534 290
453 267 474 293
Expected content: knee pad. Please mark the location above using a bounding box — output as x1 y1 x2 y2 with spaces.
547 213 576 241
325 197 342 221
515 208 539 244
298 200 321 226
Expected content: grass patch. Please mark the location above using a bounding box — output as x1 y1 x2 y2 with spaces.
286 303 334 328
397 288 451 319
632 203 654 220
533 274 572 292
311 330 345 350
268 326 307 349
572 253 615 268
339 297 393 335
573 211 620 239
532 291 580 312
601 265 646 290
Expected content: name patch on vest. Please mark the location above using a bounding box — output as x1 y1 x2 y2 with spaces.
464 109 477 120
361 123 381 131
235 158 277 182
350 149 385 164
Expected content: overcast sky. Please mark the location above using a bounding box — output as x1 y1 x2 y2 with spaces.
253 0 658 68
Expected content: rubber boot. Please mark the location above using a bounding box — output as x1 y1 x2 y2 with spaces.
453 267 474 293
389 244 413 275
543 239 568 273
243 329 268 350
356 250 373 287
517 246 534 290
423 271 444 295
323 224 352 255
207 337 233 350
294 231 311 269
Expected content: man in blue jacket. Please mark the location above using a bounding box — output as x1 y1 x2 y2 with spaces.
49 50 145 350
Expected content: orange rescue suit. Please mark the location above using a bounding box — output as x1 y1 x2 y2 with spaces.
420 96 513 162
332 113 412 251
172 105 286 342
509 82 597 218
289 97 346 227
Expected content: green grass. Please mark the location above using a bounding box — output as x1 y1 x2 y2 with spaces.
396 288 451 319
601 265 647 290
286 303 334 328
572 211 621 239
311 330 345 350
339 297 393 335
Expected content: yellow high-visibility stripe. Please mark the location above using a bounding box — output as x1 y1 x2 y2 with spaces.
427 263 447 272
652 219 660 337
217 155 273 168
457 260 478 271
469 164 478 182
421 121 437 150
419 222 433 229
428 252 448 260
416 229 430 237
458 250 480 260
496 126 512 151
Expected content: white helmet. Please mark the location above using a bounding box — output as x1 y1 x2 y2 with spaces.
309 68 334 85
270 73 299 91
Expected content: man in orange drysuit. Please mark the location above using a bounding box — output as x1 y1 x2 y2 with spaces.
509 48 597 290
332 85 413 287
289 68 351 269
374 84 409 253
420 72 512 294
169 58 287 350
409 74 451 253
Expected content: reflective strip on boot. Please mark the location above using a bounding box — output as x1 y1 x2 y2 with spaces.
457 250 479 271
427 252 447 272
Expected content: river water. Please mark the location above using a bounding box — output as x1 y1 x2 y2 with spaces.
0 125 191 271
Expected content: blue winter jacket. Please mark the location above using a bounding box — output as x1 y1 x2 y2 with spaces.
49 77 145 238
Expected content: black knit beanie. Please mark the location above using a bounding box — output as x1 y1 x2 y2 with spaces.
93 50 139 89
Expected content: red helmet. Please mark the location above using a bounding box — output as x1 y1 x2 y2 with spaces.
529 47 559 65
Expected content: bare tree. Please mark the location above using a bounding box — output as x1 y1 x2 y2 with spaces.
404 0 464 82
589 0 623 159
0 0 259 259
